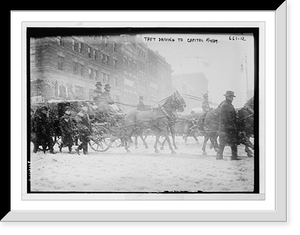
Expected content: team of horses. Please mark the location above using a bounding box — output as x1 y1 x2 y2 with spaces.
122 91 255 157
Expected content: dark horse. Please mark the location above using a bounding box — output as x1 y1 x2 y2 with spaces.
236 97 254 157
123 91 186 154
201 97 255 157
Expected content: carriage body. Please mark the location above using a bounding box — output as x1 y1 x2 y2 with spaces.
31 99 124 153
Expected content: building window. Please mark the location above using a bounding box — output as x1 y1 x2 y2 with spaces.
93 50 97 60
72 39 76 50
105 55 109 65
89 68 93 79
94 70 98 80
88 47 91 58
57 36 64 46
79 42 83 54
114 76 118 87
59 85 67 98
58 56 64 70
102 72 110 84
113 59 117 69
73 61 78 74
101 54 109 65
79 64 84 76
113 42 117 52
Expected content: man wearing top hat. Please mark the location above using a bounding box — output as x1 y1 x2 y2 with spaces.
92 81 103 106
137 96 146 111
217 90 239 160
101 84 115 105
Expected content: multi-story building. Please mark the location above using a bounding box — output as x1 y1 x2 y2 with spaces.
30 35 173 112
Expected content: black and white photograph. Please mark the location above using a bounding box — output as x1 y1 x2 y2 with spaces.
28 27 258 194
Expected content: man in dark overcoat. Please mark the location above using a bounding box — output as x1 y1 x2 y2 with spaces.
59 109 74 153
32 106 55 154
74 106 91 155
217 90 239 160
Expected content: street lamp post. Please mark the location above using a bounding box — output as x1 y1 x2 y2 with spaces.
240 54 249 100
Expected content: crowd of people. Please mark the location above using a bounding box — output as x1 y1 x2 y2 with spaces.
31 103 92 155
31 82 117 155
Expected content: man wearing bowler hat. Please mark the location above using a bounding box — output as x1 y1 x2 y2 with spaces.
217 90 239 160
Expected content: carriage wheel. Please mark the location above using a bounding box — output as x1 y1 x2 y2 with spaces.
89 126 112 152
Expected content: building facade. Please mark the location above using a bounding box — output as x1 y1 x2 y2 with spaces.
30 35 173 112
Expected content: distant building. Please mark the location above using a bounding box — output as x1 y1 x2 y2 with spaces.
30 35 173 112
172 72 209 113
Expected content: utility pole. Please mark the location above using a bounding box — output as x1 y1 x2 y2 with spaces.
240 54 249 100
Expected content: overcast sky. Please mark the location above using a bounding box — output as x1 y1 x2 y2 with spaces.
142 33 254 107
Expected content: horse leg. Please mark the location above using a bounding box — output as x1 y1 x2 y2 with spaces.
42 142 47 154
171 131 178 150
216 136 226 160
183 134 188 145
33 142 38 153
154 134 160 153
245 145 254 157
165 134 176 154
210 134 219 153
124 137 132 153
140 134 149 149
202 134 209 155
193 135 199 144
135 136 138 149
160 138 166 150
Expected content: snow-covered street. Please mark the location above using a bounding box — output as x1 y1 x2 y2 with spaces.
29 136 254 193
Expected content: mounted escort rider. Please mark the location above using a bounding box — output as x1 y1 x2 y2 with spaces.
202 93 212 113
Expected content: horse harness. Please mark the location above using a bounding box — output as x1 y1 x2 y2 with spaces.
158 105 177 123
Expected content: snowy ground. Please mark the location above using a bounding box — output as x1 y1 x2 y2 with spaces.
29 136 254 193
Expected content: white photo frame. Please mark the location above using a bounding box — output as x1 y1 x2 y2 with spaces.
4 3 286 222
